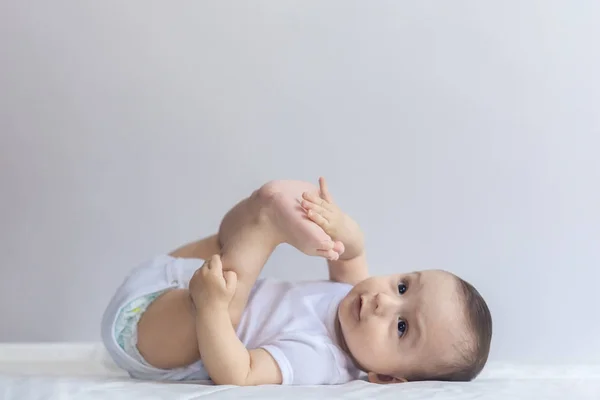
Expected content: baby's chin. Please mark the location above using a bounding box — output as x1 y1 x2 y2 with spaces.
335 309 369 373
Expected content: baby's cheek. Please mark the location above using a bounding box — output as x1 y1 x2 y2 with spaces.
355 327 387 354
353 336 393 372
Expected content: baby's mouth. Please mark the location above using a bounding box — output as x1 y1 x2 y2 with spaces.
357 295 363 321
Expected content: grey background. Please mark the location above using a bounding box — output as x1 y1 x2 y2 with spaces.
1 1 599 364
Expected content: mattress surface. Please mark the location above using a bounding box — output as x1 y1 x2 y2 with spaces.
1 343 599 399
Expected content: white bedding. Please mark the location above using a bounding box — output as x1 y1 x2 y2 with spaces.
1 343 599 400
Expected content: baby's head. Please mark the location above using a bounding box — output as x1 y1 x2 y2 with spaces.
337 270 492 383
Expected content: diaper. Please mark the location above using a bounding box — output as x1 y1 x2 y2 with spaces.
113 289 167 367
101 255 211 381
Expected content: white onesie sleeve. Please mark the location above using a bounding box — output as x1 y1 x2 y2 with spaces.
261 332 345 385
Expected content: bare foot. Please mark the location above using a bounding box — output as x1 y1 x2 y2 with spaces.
255 180 344 260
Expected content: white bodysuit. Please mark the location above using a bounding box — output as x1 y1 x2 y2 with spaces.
101 255 363 384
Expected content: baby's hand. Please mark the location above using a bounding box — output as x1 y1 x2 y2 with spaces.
301 177 364 260
189 255 237 311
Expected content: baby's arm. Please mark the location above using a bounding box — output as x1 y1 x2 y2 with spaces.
326 252 369 285
301 178 370 285
191 255 282 386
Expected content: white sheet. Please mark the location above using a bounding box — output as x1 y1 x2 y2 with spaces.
1 343 599 400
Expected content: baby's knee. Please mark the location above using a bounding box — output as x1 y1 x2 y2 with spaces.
255 180 284 201
255 180 318 202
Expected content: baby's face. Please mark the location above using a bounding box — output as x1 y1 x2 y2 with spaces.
337 270 469 381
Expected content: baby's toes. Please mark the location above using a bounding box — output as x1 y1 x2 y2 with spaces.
318 240 334 251
317 249 339 261
332 241 345 256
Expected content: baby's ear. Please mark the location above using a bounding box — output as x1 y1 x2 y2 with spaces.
367 372 407 384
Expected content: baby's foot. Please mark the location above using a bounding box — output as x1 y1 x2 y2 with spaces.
255 180 344 260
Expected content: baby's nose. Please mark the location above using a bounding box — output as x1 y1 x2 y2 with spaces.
375 293 401 316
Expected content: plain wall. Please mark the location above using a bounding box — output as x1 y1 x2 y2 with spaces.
1 1 599 364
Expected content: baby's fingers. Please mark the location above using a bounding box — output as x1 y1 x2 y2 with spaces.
223 271 237 294
301 199 330 218
306 208 330 230
318 177 334 203
207 255 223 273
302 191 331 210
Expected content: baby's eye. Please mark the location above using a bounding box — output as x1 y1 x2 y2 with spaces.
398 282 408 295
397 319 408 337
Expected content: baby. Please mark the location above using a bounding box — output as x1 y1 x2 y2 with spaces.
101 178 492 385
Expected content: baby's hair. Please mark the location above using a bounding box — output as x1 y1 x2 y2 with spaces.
456 278 493 380
410 277 492 382
442 278 492 381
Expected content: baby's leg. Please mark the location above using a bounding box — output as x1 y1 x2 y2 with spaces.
218 180 344 323
137 180 335 370
168 234 220 259
235 180 344 257
136 195 279 370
